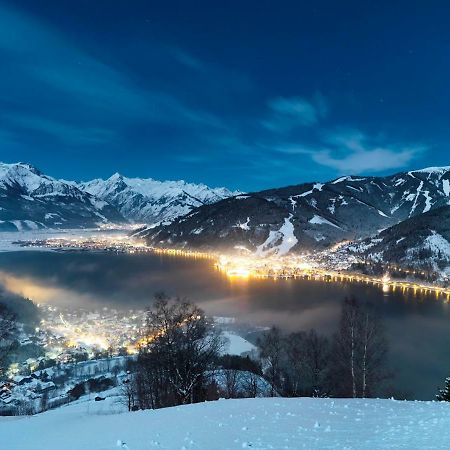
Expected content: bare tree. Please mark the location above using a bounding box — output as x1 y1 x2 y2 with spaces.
283 331 305 396
121 374 137 411
222 369 242 398
303 329 330 396
242 371 260 398
217 354 263 398
105 344 114 372
283 329 330 397
257 327 283 397
358 302 389 398
40 391 49 413
332 298 388 398
134 294 224 409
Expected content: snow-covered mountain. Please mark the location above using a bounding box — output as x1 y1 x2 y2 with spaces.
142 166 450 254
0 163 125 231
79 173 240 223
349 205 450 277
4 161 450 252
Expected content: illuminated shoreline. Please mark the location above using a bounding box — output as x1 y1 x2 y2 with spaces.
217 263 450 299
214 254 450 300
117 245 450 301
15 235 450 300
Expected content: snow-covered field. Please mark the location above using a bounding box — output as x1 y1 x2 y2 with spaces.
222 331 257 356
2 396 450 449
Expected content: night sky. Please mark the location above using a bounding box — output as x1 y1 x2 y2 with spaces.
1 0 450 191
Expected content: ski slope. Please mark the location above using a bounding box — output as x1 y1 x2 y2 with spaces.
2 396 450 449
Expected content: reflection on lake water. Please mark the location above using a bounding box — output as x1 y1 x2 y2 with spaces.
0 250 449 400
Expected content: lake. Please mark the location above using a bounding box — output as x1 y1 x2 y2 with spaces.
1 250 449 400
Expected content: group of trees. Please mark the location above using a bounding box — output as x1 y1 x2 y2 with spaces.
259 327 330 398
0 290 40 382
210 354 265 400
6 289 450 414
436 377 450 401
122 294 391 411
0 303 18 380
257 297 390 399
4 287 450 413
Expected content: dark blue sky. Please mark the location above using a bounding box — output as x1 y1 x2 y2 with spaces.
1 0 450 190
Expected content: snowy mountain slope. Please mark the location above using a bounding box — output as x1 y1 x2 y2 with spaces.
143 166 450 254
349 205 450 277
2 396 450 449
0 163 125 230
79 173 240 223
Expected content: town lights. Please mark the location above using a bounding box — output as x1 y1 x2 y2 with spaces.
20 233 450 301
227 267 251 278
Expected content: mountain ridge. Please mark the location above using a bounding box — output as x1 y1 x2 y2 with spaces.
142 166 450 255
0 162 239 230
79 173 240 223
0 162 124 231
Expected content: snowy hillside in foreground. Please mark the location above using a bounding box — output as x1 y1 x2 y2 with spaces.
80 173 240 223
2 396 450 449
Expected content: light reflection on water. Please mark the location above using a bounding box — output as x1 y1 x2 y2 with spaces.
0 250 449 400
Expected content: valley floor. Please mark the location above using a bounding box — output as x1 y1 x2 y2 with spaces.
2 395 450 449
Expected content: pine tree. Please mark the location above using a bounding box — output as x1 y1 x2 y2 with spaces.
436 377 450 401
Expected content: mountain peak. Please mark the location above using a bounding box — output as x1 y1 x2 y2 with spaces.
0 161 41 175
108 172 124 182
0 162 126 231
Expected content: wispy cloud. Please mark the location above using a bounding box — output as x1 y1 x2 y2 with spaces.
262 94 328 131
0 4 230 148
312 146 421 173
171 48 205 71
0 4 431 188
3 114 116 145
274 129 425 174
314 130 425 173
